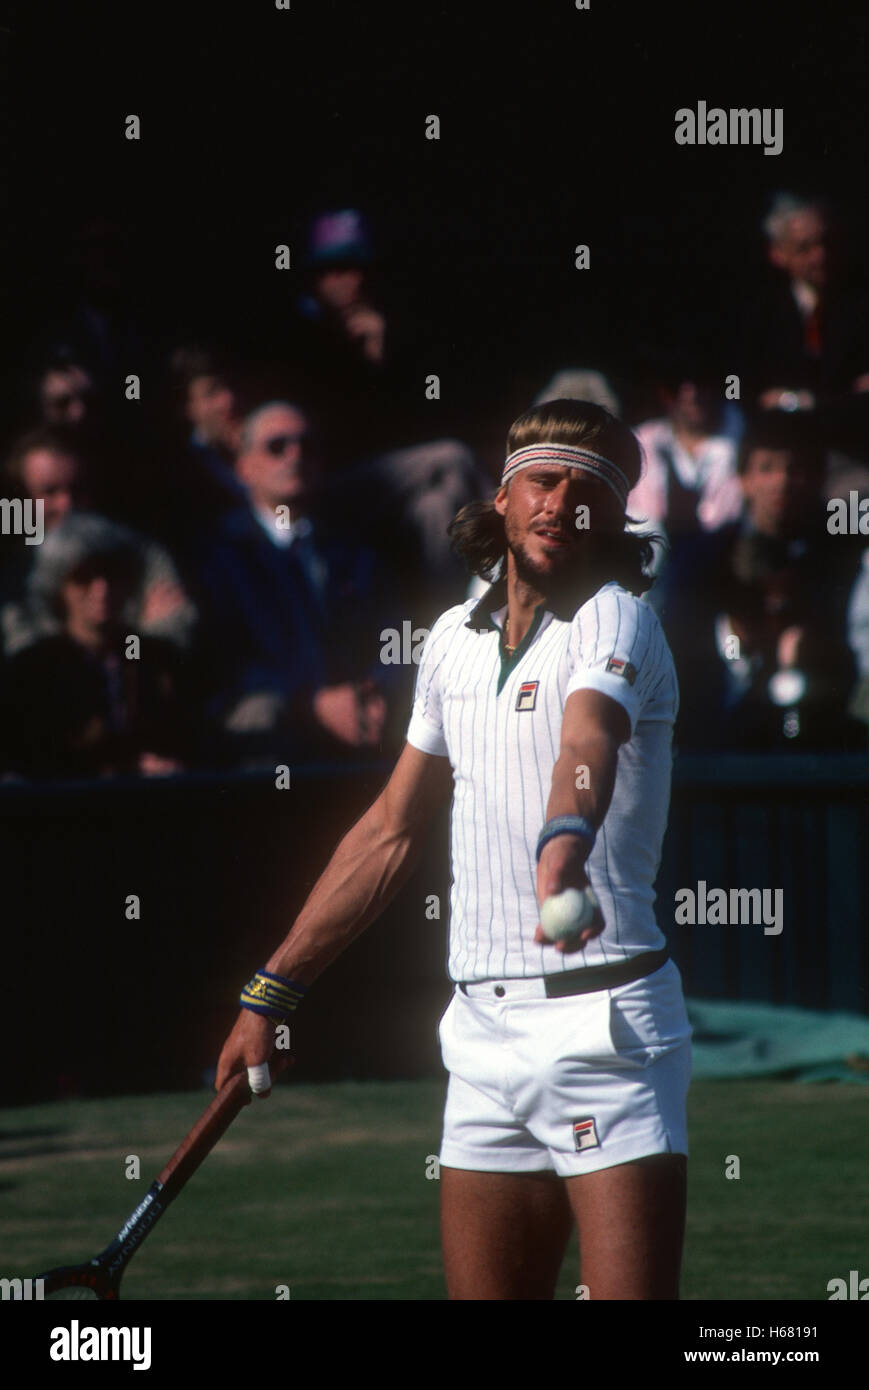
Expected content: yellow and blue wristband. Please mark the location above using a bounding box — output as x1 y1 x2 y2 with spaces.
240 969 307 1021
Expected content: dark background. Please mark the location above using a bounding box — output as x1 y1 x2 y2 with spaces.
4 0 869 453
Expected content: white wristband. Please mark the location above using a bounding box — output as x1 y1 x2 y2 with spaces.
247 1062 272 1094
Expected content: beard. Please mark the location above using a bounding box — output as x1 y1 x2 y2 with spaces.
508 526 605 601
511 537 564 589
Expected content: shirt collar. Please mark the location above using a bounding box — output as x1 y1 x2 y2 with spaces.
792 279 818 317
466 575 508 631
465 573 601 631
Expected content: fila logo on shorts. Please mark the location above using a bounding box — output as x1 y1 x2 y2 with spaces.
516 680 539 711
573 1117 600 1152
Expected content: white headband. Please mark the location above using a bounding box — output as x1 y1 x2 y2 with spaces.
501 443 630 508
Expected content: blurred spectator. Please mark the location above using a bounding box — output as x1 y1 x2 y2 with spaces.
4 427 82 533
14 353 135 529
628 371 743 612
332 435 488 616
664 415 866 750
740 194 869 460
36 213 155 394
1 428 196 653
278 209 489 610
534 369 622 417
27 210 168 526
0 515 192 779
285 209 406 462
188 400 402 763
288 209 478 439
301 210 386 367
631 376 743 537
165 344 247 524
37 356 97 428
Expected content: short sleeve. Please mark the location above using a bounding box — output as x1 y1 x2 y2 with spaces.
564 585 664 736
405 614 451 757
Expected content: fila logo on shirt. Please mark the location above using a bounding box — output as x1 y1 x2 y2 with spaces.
516 681 539 711
605 656 637 685
573 1117 600 1152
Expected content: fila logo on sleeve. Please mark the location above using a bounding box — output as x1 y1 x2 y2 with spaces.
573 1117 600 1152
516 681 539 711
605 656 637 685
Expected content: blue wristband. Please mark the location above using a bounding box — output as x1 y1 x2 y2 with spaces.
536 815 597 862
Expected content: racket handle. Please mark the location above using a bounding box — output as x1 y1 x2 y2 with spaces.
157 1056 291 1197
157 1072 252 1195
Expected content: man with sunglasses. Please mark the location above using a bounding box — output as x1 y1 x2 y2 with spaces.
190 400 398 759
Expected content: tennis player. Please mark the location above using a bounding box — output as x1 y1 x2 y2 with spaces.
216 398 692 1300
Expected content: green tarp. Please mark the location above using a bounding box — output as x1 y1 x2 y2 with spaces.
686 999 869 1082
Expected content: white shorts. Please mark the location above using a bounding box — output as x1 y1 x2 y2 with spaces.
438 959 692 1177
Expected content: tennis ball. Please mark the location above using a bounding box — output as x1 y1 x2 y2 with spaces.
540 886 598 941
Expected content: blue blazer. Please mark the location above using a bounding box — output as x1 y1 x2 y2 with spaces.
190 504 399 716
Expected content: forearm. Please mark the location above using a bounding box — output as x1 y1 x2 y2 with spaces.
545 732 620 833
264 802 422 985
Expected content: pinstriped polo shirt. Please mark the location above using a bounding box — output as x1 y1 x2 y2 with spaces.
406 577 679 982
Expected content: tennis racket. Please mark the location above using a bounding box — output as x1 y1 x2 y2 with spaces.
36 1060 289 1300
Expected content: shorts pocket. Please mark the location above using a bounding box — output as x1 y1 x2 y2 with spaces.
437 992 457 1053
608 964 692 1064
540 991 620 1070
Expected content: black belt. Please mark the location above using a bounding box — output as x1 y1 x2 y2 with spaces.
459 949 669 998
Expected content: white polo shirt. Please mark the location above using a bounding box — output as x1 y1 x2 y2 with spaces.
406 578 679 981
